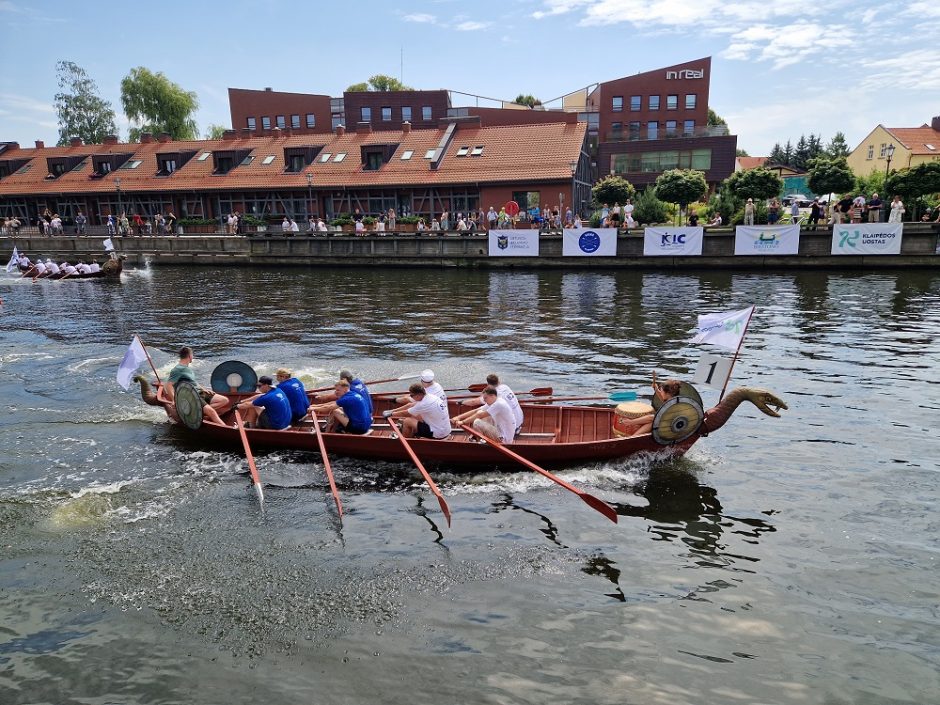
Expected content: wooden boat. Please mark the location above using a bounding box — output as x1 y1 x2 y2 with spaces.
18 256 124 280
133 376 787 469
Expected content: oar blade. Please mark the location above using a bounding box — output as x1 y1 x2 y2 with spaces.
529 387 554 396
609 391 638 402
437 495 452 528
467 383 486 393
579 493 618 523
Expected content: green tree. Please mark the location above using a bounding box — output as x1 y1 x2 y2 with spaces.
724 167 784 201
854 170 886 198
591 175 635 206
826 132 850 158
514 94 541 107
782 140 794 167
655 169 708 223
793 136 809 170
707 108 727 127
204 124 227 139
807 157 855 196
736 148 750 157
120 67 199 141
53 60 118 146
767 143 785 165
886 162 940 218
708 184 742 225
345 75 413 92
632 187 668 225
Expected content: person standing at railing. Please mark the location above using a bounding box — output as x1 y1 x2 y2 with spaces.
867 193 883 223
768 198 780 224
744 198 755 225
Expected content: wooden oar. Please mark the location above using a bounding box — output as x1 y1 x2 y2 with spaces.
233 409 265 507
524 391 640 404
458 423 617 524
440 386 556 401
309 371 422 394
386 416 451 528
309 410 343 518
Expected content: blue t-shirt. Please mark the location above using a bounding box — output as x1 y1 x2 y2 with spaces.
278 377 308 421
351 378 372 415
252 388 292 430
337 390 371 432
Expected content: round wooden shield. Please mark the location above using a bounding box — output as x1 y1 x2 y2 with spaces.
175 380 204 431
651 396 704 445
651 381 703 411
210 360 257 393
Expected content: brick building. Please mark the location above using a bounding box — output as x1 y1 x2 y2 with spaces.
0 119 590 226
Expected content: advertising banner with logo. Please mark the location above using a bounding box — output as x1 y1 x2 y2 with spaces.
734 225 800 256
830 223 903 255
488 229 539 257
562 228 618 257
643 227 704 256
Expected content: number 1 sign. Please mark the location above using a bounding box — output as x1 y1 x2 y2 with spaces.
693 353 734 391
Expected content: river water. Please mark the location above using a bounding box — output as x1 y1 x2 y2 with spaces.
1 264 938 705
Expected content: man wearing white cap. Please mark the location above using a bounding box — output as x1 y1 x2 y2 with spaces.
396 368 447 406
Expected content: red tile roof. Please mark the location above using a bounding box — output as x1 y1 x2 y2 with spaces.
885 126 940 156
0 121 586 196
736 156 767 170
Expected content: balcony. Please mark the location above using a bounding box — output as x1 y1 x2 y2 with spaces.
604 124 730 143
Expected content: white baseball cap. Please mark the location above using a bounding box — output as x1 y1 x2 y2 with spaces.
420 369 434 382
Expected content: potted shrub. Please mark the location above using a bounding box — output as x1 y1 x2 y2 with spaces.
330 214 355 233
177 217 218 234
398 215 420 232
240 214 266 234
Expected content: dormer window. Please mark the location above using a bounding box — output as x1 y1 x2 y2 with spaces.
156 150 195 176
212 149 252 175
283 145 324 172
215 155 234 174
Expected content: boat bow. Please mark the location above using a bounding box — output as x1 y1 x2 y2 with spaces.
702 387 787 434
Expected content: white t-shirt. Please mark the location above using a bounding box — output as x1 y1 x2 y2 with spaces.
89 262 101 273
46 261 60 274
34 262 46 273
482 397 516 443
623 203 634 215
63 265 78 275
425 381 447 402
479 384 523 429
408 392 452 439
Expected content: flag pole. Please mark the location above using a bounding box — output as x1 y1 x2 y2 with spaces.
718 306 755 402
136 335 162 384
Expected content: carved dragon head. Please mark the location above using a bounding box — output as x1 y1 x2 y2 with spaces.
741 388 788 417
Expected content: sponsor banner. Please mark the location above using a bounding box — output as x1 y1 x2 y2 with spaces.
734 225 800 256
831 223 903 255
562 228 618 257
643 227 704 256
488 229 539 257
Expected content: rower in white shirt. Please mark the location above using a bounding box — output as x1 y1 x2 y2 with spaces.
76 262 91 274
395 369 447 406
61 263 79 277
31 260 47 276
451 386 516 443
383 383 452 439
457 373 524 436
45 259 61 275
89 262 101 273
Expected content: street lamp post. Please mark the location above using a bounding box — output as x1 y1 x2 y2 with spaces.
115 177 122 217
569 159 578 220
306 172 313 228
884 143 895 178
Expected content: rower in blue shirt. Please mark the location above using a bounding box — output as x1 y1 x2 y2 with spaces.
235 375 292 430
275 367 309 423
309 379 372 434
340 369 372 416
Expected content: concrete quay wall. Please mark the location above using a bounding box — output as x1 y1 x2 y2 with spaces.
4 227 939 269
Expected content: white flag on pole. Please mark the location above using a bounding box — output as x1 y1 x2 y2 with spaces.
103 238 114 252
691 306 755 351
5 246 19 273
116 336 149 390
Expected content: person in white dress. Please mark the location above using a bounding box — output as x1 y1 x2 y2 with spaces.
451 387 516 443
383 383 452 439
888 195 905 223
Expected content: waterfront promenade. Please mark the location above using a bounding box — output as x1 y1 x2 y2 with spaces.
3 225 939 269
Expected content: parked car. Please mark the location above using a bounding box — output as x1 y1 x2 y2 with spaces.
782 194 812 207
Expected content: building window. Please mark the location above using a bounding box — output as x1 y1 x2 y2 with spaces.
361 107 371 122
261 116 271 130
276 115 286 129
683 120 695 135
159 159 177 174
647 121 658 139
402 106 412 122
262 155 276 165
319 153 332 162
401 150 414 160
306 114 315 128
685 94 697 109
287 154 305 172
333 152 346 162
630 95 641 111
331 116 343 130
611 148 712 174
879 143 887 157
648 95 660 111
422 106 432 121
424 149 436 159
381 106 392 121
612 96 623 112
470 145 484 156
629 121 641 140
291 114 300 129
868 145 875 160
665 120 677 135
364 152 383 170
247 117 256 130
611 121 622 135
456 146 470 156
666 95 678 110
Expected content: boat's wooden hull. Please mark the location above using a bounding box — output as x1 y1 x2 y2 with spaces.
155 390 696 469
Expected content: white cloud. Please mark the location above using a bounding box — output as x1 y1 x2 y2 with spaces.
903 2 940 19
532 0 591 20
403 12 437 23
0 93 54 114
724 22 855 69
859 48 940 91
455 20 490 31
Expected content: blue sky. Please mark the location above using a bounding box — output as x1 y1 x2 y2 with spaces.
1 0 936 156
